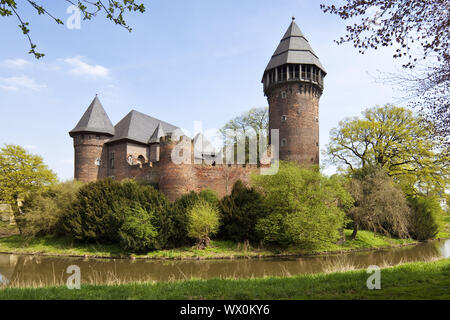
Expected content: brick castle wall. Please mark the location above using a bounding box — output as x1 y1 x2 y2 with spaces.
74 136 266 201
267 82 320 165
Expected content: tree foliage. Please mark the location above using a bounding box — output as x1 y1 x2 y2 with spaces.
320 0 448 68
163 189 220 247
117 203 159 252
0 0 146 58
17 180 83 241
407 195 441 241
219 107 269 164
0 144 57 206
347 166 411 239
326 104 449 194
253 162 350 248
187 199 221 249
219 180 268 243
63 178 168 244
320 0 449 141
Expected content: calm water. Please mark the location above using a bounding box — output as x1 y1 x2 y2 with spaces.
0 239 448 286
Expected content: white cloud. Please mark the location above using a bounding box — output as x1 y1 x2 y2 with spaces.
24 145 38 150
0 76 46 91
0 59 31 69
64 57 110 78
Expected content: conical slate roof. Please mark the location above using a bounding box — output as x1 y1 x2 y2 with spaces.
148 122 166 143
108 110 178 145
264 19 326 74
69 95 115 136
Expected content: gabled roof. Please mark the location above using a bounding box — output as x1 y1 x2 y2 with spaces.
264 19 326 74
107 110 178 145
148 122 166 143
69 95 115 136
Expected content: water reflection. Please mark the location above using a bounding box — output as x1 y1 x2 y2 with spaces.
0 239 448 287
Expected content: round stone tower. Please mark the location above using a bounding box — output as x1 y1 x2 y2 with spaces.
158 135 197 201
262 18 326 165
69 95 115 181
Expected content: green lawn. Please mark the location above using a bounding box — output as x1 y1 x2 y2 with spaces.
0 259 448 300
0 229 415 260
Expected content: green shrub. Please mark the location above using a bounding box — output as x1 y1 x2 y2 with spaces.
117 203 159 252
219 180 268 243
407 196 441 241
164 189 220 247
253 162 348 249
63 178 169 244
187 199 221 249
18 181 83 241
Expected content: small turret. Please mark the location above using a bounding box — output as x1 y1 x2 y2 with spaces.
69 95 114 181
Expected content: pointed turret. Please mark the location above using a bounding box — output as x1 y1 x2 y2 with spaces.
262 18 326 94
69 95 115 137
265 18 326 73
69 95 114 182
149 122 166 143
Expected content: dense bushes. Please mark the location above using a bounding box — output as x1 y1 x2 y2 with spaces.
407 196 441 241
18 181 83 241
253 162 350 249
15 162 443 253
63 178 169 246
219 180 268 243
117 203 159 252
164 189 220 247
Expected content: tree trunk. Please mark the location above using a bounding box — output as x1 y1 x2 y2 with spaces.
350 224 358 240
195 236 211 250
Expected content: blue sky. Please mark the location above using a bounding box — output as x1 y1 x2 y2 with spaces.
0 0 406 180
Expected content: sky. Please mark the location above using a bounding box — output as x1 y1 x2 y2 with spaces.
0 0 408 180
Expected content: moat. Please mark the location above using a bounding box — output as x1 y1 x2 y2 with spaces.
0 239 448 287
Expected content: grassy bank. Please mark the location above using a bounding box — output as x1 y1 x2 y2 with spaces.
0 259 448 300
0 229 416 260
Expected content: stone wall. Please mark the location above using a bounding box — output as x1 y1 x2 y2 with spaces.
267 81 321 165
73 136 266 201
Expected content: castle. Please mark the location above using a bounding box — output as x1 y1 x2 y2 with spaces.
69 18 326 201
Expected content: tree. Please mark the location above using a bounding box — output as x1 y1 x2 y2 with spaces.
0 144 57 210
118 203 159 253
0 0 146 59
18 180 83 241
407 195 441 241
347 166 411 239
325 104 449 194
219 180 268 243
187 199 221 249
253 162 350 248
320 0 449 140
219 107 269 164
